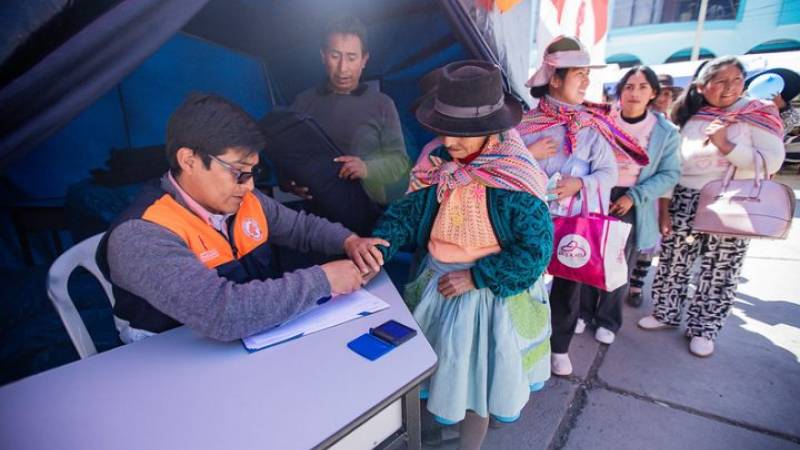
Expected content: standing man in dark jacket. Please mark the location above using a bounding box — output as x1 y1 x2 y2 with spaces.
283 16 410 209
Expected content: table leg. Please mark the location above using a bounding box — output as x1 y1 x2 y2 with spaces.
404 385 422 450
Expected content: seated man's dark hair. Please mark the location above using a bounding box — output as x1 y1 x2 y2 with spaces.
165 93 265 175
322 16 368 54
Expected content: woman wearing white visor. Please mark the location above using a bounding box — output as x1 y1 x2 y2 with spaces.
517 36 648 376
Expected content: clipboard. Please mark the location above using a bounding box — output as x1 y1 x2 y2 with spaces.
242 289 390 351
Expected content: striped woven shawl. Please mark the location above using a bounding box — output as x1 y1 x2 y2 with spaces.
517 96 650 167
408 130 548 203
694 99 784 138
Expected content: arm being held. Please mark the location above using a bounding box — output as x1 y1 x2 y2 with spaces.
371 189 428 262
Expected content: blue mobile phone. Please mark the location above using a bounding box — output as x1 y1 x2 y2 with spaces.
347 333 395 361
369 320 417 346
348 320 417 361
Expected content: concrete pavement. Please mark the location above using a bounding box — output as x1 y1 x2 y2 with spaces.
423 174 800 450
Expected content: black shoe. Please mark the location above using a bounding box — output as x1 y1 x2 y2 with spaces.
627 291 643 307
422 428 443 447
422 427 459 447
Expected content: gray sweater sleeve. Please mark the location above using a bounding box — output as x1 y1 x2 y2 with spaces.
256 190 354 253
107 219 334 342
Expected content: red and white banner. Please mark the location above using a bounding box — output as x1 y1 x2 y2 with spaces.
534 0 610 101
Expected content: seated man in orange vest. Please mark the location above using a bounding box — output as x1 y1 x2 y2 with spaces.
98 93 387 343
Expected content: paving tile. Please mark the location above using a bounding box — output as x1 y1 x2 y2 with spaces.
599 258 800 438
565 389 800 450
423 377 579 450
565 329 602 381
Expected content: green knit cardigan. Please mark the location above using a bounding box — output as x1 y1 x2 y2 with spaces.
372 147 554 298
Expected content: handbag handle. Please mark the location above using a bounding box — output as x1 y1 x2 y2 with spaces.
719 150 767 198
565 183 605 218
754 150 768 187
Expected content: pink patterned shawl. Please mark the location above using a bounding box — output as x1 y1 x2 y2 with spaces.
408 130 548 203
694 99 784 138
516 96 650 167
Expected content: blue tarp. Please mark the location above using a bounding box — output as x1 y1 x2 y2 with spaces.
6 33 271 200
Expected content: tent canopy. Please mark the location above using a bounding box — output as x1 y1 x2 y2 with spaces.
0 0 533 262
0 0 534 386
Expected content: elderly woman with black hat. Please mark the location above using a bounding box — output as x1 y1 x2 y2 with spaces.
516 36 649 376
372 60 553 449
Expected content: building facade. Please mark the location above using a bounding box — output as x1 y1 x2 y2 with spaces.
605 0 800 66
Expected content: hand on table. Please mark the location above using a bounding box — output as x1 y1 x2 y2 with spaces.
361 269 379 285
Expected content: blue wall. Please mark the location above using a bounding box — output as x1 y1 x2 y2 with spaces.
4 33 271 201
120 34 271 148
4 90 129 200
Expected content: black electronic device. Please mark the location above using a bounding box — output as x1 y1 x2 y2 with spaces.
369 320 417 347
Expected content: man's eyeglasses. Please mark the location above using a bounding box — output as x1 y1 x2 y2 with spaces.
209 154 261 184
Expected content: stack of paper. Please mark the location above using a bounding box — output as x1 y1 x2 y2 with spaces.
243 289 390 351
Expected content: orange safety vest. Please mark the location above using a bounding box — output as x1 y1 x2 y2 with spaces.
142 191 269 269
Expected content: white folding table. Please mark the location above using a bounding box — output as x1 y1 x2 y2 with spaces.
0 271 437 450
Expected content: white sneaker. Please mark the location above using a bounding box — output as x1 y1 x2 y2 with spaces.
637 315 673 330
574 318 587 334
689 336 714 357
551 353 573 376
595 327 615 344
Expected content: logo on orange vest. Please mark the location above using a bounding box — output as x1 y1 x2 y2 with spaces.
242 218 263 240
199 249 220 263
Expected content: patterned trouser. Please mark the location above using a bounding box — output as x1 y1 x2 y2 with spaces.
651 185 749 340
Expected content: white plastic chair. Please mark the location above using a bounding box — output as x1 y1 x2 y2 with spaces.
46 233 116 359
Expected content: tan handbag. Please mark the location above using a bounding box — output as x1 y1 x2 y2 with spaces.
693 151 795 239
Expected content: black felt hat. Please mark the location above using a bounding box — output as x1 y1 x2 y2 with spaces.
409 67 443 114
414 60 522 137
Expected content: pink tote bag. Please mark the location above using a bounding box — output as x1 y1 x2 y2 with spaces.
548 189 632 292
